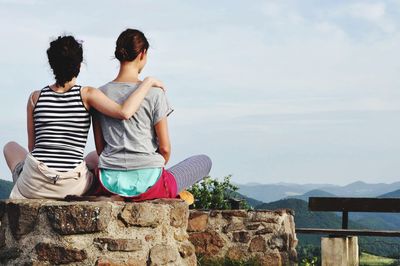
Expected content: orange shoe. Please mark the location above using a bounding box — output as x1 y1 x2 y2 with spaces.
178 190 194 205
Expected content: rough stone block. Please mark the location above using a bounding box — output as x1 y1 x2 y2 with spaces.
251 211 280 223
246 222 262 230
0 247 21 261
150 244 178 265
119 203 163 227
151 199 189 228
45 203 109 234
169 201 188 228
174 229 189 241
268 233 289 251
0 201 5 219
24 261 51 266
232 231 251 243
256 252 282 266
93 238 142 252
226 246 248 261
7 201 40 239
189 231 224 256
221 210 248 219
255 227 274 235
35 243 87 264
0 228 5 248
223 221 245 233
249 236 266 252
209 210 219 217
96 257 146 266
187 211 208 232
179 242 195 258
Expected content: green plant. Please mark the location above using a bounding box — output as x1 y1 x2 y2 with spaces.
297 244 320 266
188 175 249 210
300 257 319 266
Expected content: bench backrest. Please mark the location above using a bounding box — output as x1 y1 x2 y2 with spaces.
309 197 400 212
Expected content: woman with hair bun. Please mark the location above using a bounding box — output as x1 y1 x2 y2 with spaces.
3 35 164 199
91 29 212 202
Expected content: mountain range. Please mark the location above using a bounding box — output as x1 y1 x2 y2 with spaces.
238 180 400 203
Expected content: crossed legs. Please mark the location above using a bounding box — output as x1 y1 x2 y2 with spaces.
3 141 28 182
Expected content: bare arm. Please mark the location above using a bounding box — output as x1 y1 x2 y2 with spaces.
83 77 164 120
92 112 105 156
154 117 171 164
27 91 40 152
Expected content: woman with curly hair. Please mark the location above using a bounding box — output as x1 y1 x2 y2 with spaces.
3 35 164 199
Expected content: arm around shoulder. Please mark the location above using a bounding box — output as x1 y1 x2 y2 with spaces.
82 77 165 120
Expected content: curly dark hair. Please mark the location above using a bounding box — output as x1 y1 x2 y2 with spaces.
47 36 83 87
115 29 149 62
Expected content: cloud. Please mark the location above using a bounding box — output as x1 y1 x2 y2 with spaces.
348 2 386 21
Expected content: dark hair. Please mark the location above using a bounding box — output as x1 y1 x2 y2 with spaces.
47 35 83 87
115 29 149 62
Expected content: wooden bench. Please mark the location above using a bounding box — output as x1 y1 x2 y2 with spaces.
296 197 400 236
295 197 400 265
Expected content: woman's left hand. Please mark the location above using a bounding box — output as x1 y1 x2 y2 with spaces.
143 77 166 92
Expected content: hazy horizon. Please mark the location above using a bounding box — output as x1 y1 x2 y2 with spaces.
1 0 400 185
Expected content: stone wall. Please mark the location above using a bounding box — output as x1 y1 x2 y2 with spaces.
188 209 298 266
0 199 196 265
0 199 297 266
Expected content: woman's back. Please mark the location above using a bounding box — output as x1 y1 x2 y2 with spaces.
31 85 90 172
98 81 173 170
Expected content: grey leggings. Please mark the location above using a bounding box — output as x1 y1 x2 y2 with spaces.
167 154 212 192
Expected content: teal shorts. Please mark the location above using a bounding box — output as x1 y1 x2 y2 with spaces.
99 168 162 197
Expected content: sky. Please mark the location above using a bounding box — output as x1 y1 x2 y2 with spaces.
1 0 400 185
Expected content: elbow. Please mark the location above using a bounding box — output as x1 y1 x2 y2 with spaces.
158 145 171 157
119 110 131 120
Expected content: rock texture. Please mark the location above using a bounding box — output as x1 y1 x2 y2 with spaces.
188 209 298 265
0 199 298 265
0 199 196 265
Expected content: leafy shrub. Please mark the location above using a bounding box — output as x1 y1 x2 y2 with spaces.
187 175 250 210
297 244 320 266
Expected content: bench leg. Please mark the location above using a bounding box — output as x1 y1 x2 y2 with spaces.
321 236 359 266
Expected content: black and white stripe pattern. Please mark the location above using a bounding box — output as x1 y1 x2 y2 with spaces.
167 155 212 192
31 86 90 172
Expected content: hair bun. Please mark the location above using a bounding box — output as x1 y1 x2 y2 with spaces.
114 29 149 63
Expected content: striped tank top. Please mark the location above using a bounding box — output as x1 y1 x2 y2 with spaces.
31 85 91 172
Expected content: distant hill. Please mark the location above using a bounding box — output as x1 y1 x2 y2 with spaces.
346 189 400 231
378 189 400 198
0 179 12 199
286 189 337 201
318 181 400 197
228 190 264 208
237 183 330 203
237 181 400 203
257 198 400 257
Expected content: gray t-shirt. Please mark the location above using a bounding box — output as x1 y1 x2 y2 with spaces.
97 81 173 170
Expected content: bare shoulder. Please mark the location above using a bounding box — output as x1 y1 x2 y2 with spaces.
29 90 41 106
31 90 41 99
81 86 100 99
81 86 95 94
